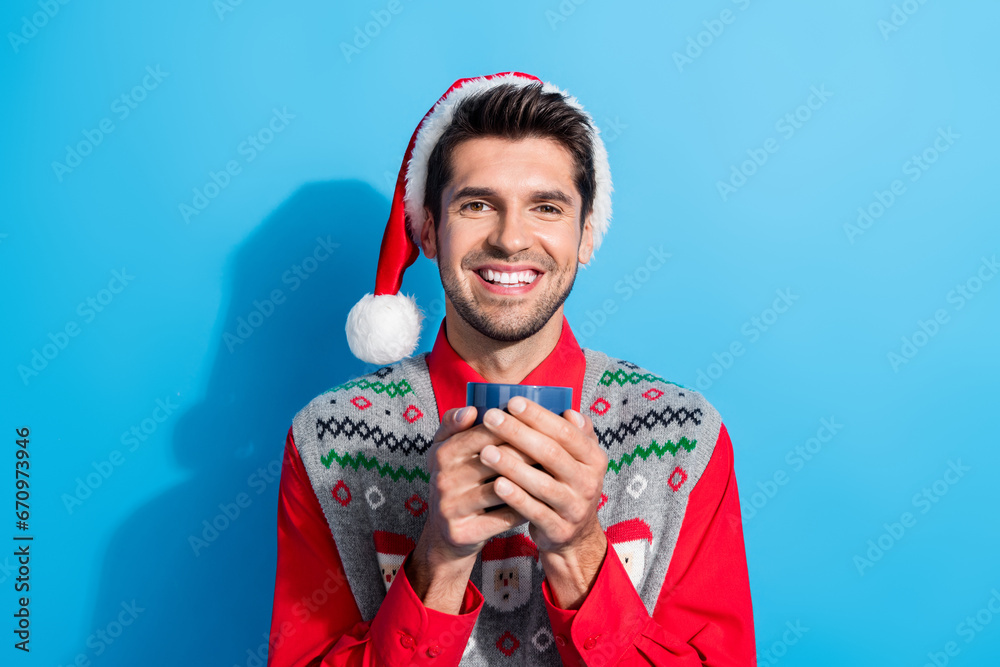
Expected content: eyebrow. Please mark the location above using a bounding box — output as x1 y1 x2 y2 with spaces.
451 186 575 206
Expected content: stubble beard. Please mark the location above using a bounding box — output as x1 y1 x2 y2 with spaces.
440 253 579 343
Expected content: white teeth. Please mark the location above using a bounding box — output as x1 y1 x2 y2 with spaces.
479 269 539 285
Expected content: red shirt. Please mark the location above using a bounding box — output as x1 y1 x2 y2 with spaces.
267 316 756 666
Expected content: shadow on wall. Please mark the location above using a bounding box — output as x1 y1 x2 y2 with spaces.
68 180 442 666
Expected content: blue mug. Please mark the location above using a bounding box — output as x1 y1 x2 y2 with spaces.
466 382 573 511
466 382 573 425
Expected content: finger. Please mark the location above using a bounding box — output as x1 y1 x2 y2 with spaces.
445 443 538 491
434 406 478 443
506 397 594 464
481 404 576 481
479 442 572 514
492 476 563 537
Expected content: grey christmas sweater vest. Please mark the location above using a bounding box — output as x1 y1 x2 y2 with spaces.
291 348 723 665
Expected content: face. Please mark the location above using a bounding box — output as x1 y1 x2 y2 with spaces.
420 136 594 342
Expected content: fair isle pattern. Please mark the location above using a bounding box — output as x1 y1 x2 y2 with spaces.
291 348 723 666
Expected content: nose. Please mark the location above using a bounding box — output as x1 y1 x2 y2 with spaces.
487 208 530 256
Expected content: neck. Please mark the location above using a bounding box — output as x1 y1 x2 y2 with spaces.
443 305 565 384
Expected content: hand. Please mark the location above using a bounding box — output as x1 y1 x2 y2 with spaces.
478 396 609 555
405 406 533 613
420 406 532 561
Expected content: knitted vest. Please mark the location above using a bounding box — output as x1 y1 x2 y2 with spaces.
291 348 722 666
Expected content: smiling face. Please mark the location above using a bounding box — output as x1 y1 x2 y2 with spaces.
420 135 594 342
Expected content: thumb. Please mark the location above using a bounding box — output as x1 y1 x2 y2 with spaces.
435 406 478 442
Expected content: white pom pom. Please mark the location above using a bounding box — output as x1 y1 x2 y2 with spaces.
346 293 424 365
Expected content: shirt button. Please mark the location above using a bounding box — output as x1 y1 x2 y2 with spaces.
555 634 567 647
427 645 442 658
399 632 414 649
584 635 599 650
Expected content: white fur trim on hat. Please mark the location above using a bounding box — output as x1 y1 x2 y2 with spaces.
403 74 613 256
346 293 424 365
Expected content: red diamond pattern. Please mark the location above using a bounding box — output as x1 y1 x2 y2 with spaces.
590 398 610 416
350 395 372 410
597 493 608 510
668 466 688 492
403 404 423 423
496 631 520 657
643 388 664 401
331 480 352 506
404 493 428 517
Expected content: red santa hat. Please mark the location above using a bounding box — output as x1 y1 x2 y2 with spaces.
605 518 653 546
372 530 416 556
345 71 614 365
481 533 540 563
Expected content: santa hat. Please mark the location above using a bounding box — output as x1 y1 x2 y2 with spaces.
605 518 653 546
345 71 614 365
373 530 416 557
481 533 540 562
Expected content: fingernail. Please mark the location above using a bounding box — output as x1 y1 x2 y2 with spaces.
484 409 504 426
456 407 469 421
508 396 526 414
495 478 510 494
481 445 500 464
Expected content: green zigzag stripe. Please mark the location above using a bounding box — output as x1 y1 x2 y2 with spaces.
606 437 696 474
599 369 685 389
324 378 414 398
321 448 429 482
321 436 694 484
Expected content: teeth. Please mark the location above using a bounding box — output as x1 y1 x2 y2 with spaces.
479 269 538 285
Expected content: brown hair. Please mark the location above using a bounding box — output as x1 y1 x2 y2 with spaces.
423 83 596 233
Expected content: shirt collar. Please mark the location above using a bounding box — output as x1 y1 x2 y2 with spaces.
425 314 586 421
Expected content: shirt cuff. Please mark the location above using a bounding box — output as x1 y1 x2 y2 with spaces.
370 550 484 666
542 537 649 666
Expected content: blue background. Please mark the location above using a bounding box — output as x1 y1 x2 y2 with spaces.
2 1 998 665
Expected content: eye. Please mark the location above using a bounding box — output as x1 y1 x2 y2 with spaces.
461 201 492 212
536 204 561 214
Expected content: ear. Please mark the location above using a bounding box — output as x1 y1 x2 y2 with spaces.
420 207 438 260
578 214 595 265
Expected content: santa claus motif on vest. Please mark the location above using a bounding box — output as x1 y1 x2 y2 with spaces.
373 531 416 592
606 518 654 591
480 534 540 612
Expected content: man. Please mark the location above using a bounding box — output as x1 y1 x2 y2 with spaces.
267 72 755 666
